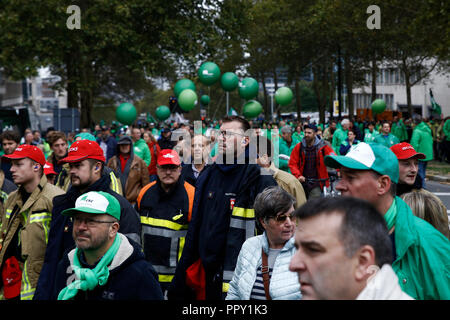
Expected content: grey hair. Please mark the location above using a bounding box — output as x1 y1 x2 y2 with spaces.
254 186 296 224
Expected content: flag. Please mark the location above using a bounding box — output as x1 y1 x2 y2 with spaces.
430 89 442 116
228 107 238 116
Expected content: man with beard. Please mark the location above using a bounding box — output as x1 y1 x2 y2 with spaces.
169 116 276 300
33 140 141 300
288 125 336 199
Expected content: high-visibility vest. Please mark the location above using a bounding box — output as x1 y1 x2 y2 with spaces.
137 180 195 284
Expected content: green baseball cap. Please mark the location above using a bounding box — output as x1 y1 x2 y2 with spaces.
324 142 399 183
62 191 121 220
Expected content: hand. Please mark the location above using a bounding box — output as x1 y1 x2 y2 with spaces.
298 176 306 183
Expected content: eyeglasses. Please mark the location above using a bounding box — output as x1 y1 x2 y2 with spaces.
218 130 246 139
273 212 295 223
73 216 116 227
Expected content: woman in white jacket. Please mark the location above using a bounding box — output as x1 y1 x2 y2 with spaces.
226 186 301 300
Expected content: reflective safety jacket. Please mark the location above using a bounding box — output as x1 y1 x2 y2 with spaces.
168 160 277 300
137 178 195 288
0 176 64 300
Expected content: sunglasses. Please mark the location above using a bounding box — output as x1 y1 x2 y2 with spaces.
273 211 295 223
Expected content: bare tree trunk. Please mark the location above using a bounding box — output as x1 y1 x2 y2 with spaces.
65 52 79 110
294 76 301 121
344 53 354 120
371 55 377 103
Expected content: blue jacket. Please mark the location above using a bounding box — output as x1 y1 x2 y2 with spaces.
226 234 301 300
52 234 163 300
169 150 277 300
96 135 117 163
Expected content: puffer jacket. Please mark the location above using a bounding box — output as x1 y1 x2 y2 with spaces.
52 233 163 300
0 175 65 300
107 136 150 204
410 122 434 161
226 234 301 300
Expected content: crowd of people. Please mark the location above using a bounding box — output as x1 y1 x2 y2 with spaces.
0 113 449 301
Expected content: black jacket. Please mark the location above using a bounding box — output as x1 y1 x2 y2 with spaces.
52 234 163 300
33 170 141 300
169 153 277 300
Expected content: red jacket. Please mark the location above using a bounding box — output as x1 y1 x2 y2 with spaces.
288 138 336 188
147 141 161 175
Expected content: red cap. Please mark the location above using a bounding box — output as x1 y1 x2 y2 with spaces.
2 144 45 166
390 142 426 160
157 149 181 166
2 256 22 299
59 140 106 164
43 161 57 175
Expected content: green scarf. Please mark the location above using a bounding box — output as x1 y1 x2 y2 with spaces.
58 234 122 300
384 197 398 231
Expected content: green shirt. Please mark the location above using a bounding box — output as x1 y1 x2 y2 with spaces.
373 133 399 148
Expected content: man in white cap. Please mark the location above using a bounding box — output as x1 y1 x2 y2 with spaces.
324 142 450 300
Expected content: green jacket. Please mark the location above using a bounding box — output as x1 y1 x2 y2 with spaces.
410 122 433 161
374 133 399 148
364 129 379 143
278 136 299 172
133 139 151 166
332 128 348 155
391 197 450 300
443 119 450 142
391 119 408 142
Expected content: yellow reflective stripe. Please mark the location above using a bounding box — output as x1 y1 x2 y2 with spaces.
29 212 51 223
20 260 35 300
6 208 12 219
158 274 174 283
178 237 185 261
110 172 120 193
231 207 255 219
222 282 230 293
140 216 188 231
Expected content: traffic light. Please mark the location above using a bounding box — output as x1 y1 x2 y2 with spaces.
169 96 187 114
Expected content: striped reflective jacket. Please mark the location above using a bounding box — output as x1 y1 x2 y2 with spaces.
137 179 195 287
0 175 64 300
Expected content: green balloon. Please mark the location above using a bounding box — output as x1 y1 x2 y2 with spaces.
116 102 137 125
243 100 262 119
178 89 198 111
275 87 293 106
174 79 196 97
155 105 171 121
200 95 210 105
220 72 239 91
239 77 259 100
198 62 221 86
371 99 386 114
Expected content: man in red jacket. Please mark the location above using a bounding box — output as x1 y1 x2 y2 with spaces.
288 125 336 199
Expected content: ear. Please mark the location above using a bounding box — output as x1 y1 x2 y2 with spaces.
259 218 267 230
377 175 391 196
241 136 250 147
353 245 377 282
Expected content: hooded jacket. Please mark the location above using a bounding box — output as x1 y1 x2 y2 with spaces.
107 136 150 204
52 233 163 300
33 170 141 300
410 122 434 161
288 136 336 188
